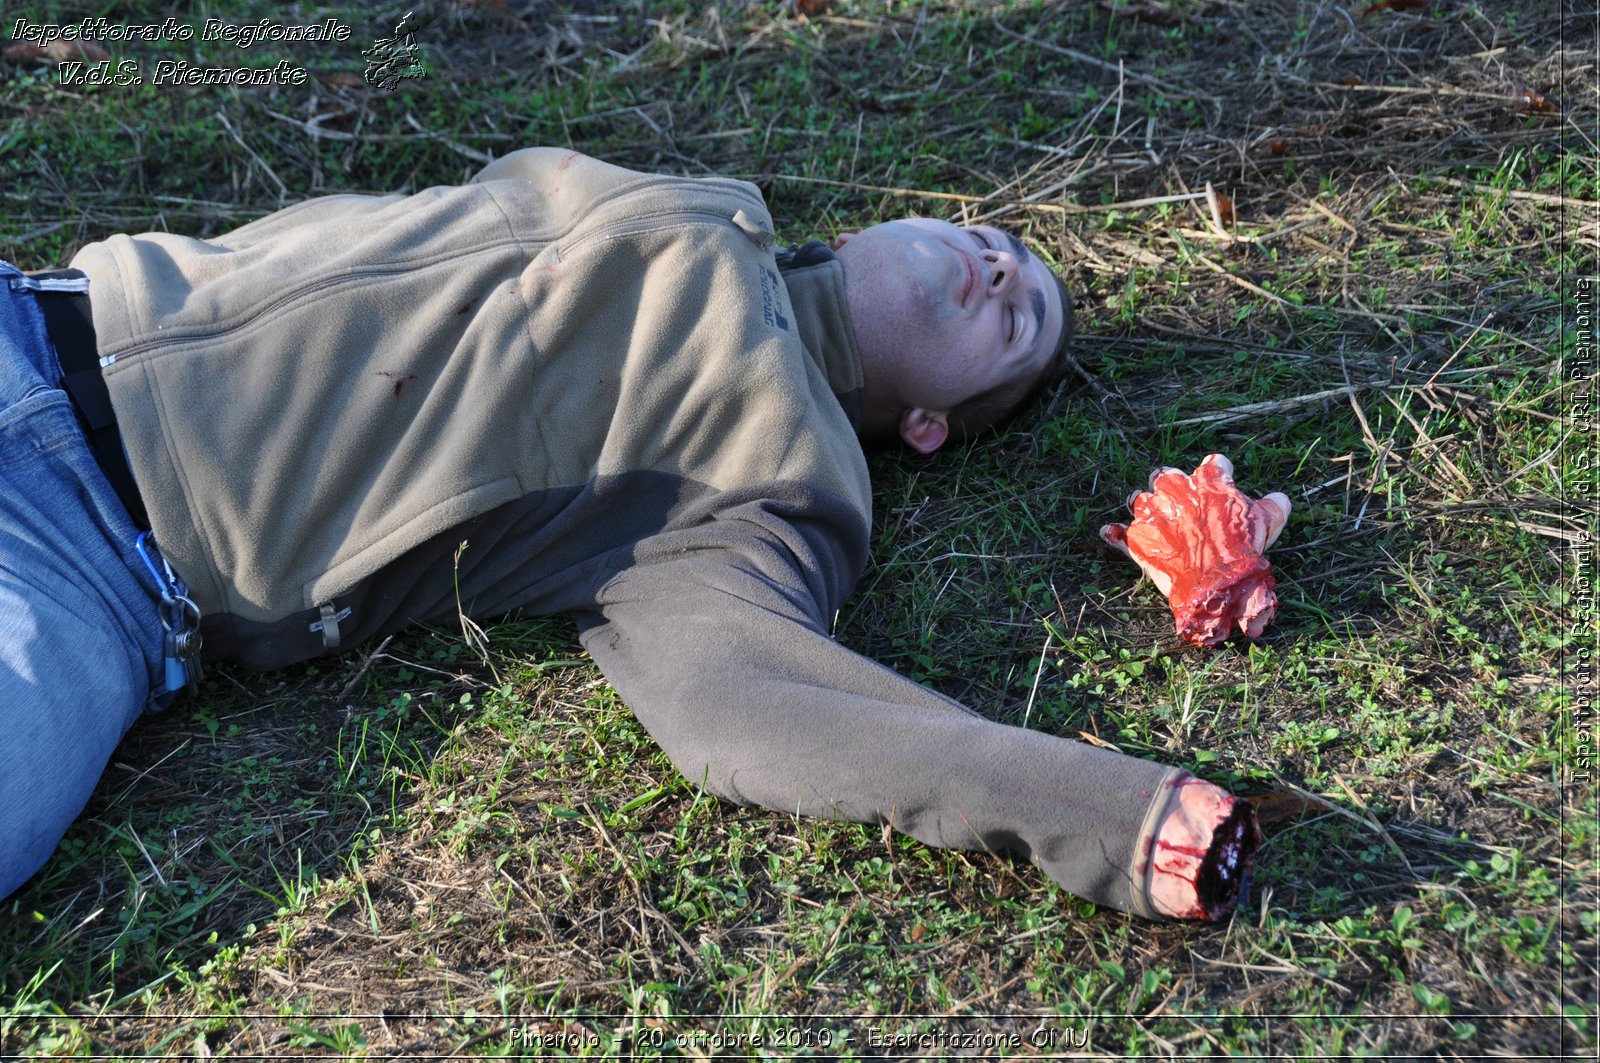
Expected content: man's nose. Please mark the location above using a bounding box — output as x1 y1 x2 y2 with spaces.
979 248 1020 295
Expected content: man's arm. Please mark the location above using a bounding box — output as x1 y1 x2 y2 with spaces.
573 489 1250 919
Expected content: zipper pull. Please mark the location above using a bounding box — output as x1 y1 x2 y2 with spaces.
731 208 774 250
310 602 353 649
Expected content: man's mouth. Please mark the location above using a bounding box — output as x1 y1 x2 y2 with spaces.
956 246 979 308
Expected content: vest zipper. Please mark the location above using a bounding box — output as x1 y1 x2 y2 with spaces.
99 265 425 367
556 209 745 260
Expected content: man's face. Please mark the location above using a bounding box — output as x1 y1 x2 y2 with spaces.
834 217 1067 452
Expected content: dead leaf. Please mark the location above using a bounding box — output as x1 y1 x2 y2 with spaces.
1077 730 1122 751
1243 790 1337 832
796 0 832 16
910 924 926 942
45 38 108 62
3 39 111 63
1511 83 1560 114
319 72 366 89
1211 187 1236 226
52 39 111 61
1363 0 1428 15
1269 138 1289 155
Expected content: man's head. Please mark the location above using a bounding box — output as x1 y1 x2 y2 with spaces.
833 218 1073 453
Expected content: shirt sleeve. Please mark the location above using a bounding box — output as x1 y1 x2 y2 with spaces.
572 487 1185 918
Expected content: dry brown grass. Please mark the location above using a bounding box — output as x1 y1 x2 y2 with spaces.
2 0 1594 1058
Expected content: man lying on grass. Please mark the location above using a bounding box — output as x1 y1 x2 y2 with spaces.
0 148 1260 918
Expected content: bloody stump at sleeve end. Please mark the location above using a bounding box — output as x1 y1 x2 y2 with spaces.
1194 798 1262 920
1146 776 1264 920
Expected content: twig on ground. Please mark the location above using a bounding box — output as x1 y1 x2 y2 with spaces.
1167 386 1356 426
1020 630 1052 730
127 825 168 889
213 109 288 206
770 173 1210 216
1203 181 1233 242
336 635 395 705
1403 173 1598 209
991 12 1216 112
1194 253 1293 311
1330 775 1416 877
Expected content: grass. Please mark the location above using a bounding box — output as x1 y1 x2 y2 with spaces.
1 0 1595 1057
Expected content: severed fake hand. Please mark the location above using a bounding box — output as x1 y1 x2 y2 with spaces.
1100 454 1291 647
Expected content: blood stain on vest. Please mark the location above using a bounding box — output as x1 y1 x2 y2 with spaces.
375 370 418 397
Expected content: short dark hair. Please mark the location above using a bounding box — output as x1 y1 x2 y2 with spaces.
945 269 1074 439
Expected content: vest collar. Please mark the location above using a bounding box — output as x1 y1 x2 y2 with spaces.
776 240 865 431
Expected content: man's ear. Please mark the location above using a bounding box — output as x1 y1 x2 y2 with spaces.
898 407 949 455
831 232 855 250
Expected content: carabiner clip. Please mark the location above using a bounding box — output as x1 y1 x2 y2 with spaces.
134 531 166 598
135 531 205 694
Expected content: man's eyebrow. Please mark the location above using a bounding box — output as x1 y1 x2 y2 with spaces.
1005 232 1028 259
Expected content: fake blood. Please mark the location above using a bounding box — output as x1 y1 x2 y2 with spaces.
375 370 418 397
1194 803 1261 919
1148 800 1263 920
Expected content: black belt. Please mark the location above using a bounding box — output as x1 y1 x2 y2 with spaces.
31 270 150 529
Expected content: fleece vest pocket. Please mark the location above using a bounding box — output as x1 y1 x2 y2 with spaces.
302 474 522 611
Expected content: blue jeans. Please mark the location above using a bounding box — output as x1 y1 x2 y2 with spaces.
0 261 169 900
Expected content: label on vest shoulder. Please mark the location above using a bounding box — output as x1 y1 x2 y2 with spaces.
759 266 790 333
